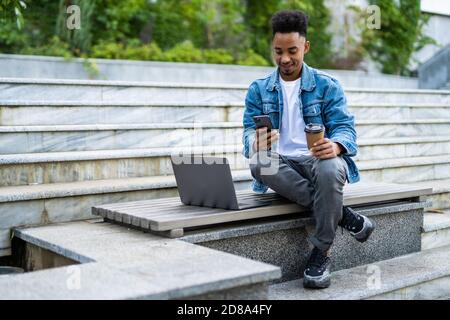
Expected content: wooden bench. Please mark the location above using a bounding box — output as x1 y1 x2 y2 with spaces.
92 182 433 238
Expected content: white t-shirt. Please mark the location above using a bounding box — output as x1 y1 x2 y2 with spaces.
277 77 310 157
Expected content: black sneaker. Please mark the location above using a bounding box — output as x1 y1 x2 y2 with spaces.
303 247 331 289
339 206 375 243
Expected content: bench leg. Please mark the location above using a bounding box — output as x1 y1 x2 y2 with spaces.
168 228 184 238
152 228 185 238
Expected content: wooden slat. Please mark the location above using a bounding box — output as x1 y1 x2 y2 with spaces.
146 187 432 230
92 182 433 233
152 203 306 230
99 191 280 211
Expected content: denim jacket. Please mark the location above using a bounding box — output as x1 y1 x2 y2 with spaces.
242 62 360 193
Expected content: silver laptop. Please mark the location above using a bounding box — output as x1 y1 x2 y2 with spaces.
171 156 272 210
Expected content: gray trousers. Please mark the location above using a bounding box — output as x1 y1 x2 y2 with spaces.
249 151 347 251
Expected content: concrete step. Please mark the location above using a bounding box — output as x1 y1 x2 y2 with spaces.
1 220 280 300
0 135 447 161
0 174 447 256
0 123 242 154
268 245 450 300
1 78 450 104
0 171 250 227
2 101 450 125
0 170 446 229
0 53 419 88
1 145 450 187
356 154 450 183
354 136 450 161
1 120 450 154
0 101 241 125
0 173 253 255
407 178 450 210
422 210 450 251
0 146 244 186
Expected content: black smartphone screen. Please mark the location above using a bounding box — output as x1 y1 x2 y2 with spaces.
253 115 272 131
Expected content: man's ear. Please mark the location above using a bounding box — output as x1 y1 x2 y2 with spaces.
304 40 310 54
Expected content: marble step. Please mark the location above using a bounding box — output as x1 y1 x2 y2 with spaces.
405 178 450 210
1 120 450 154
0 135 446 162
356 155 450 184
268 245 450 300
0 123 242 154
354 136 450 161
1 77 450 104
0 171 248 250
422 210 450 251
2 101 450 125
0 54 419 88
0 174 448 256
0 146 245 186
1 144 450 187
2 220 280 300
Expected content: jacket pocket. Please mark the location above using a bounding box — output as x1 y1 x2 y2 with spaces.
303 103 323 126
262 103 279 129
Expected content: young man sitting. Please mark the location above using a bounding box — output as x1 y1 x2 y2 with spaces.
242 10 375 289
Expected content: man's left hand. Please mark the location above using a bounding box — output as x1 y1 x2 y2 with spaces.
310 138 343 159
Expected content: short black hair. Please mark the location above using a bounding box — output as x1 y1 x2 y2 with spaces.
271 10 308 38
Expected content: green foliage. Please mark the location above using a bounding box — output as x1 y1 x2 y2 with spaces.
0 0 61 53
244 0 284 62
91 40 164 61
148 0 187 50
150 0 248 52
91 0 149 42
90 39 267 66
56 0 96 53
236 49 271 66
81 56 100 79
202 49 235 64
244 0 333 68
361 0 437 75
0 0 27 29
281 0 333 68
1 0 267 65
163 41 204 63
0 18 27 52
20 36 72 59
0 0 437 72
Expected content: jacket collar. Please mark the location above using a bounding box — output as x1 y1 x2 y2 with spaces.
266 62 316 92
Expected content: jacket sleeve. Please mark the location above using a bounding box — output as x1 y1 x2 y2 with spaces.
322 79 358 157
242 82 263 159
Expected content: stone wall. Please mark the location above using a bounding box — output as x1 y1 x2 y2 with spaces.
0 54 418 88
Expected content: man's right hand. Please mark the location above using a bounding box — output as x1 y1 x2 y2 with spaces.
252 127 279 152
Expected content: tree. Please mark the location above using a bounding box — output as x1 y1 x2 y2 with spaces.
361 0 436 75
0 0 27 29
244 0 333 68
56 0 96 53
244 0 279 62
281 0 333 68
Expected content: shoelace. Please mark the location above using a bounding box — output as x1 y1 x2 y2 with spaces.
308 247 327 268
340 207 361 231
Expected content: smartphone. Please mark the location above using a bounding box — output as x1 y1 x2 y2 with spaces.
253 115 273 132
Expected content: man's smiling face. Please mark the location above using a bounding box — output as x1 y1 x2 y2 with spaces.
273 32 310 81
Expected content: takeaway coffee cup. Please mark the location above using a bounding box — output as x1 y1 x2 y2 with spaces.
304 123 325 149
